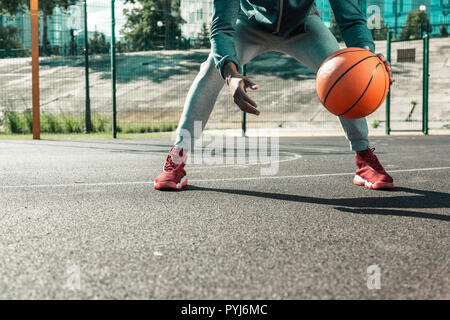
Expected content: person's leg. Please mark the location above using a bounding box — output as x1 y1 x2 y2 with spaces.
279 15 393 189
175 20 267 150
155 21 269 189
280 14 370 151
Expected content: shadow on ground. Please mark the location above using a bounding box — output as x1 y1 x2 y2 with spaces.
185 185 450 222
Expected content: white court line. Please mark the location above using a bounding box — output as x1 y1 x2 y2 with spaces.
1 166 449 190
188 152 302 171
192 166 450 182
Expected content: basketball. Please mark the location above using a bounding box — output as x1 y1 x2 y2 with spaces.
316 47 390 119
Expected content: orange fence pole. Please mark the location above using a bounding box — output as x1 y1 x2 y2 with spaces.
31 0 40 140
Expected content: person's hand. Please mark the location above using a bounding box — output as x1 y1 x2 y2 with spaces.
223 62 260 115
364 46 393 84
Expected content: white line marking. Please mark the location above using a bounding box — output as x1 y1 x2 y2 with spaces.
192 171 355 182
188 152 302 171
1 167 449 190
192 165 450 182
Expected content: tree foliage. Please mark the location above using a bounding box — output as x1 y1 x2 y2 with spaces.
399 10 432 40
116 40 131 53
0 0 25 14
122 0 184 51
440 25 449 38
0 26 24 50
195 23 210 49
89 31 109 54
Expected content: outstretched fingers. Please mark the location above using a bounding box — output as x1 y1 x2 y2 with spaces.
234 89 260 115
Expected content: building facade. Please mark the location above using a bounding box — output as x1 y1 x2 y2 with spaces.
178 0 448 39
179 0 213 41
0 2 86 54
316 0 449 35
3 0 447 53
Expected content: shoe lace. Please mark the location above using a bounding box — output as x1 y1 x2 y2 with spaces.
164 154 177 172
360 148 385 172
164 148 185 172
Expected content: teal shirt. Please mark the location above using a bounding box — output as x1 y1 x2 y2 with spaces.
210 0 375 78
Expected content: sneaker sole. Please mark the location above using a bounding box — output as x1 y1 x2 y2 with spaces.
154 176 188 191
353 175 394 190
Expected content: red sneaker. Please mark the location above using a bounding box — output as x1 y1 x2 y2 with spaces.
353 148 394 190
154 147 188 190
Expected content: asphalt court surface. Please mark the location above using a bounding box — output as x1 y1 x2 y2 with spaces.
0 135 449 299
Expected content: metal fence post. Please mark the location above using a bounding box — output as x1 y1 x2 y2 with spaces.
111 0 117 138
84 0 92 133
241 65 247 137
385 30 391 135
31 0 40 140
422 34 429 135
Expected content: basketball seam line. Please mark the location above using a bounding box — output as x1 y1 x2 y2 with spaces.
325 49 369 62
319 49 370 80
323 55 378 106
374 62 388 111
338 62 382 116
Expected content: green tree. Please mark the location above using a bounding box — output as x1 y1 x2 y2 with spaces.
195 23 210 49
399 10 432 40
329 13 343 42
440 25 449 38
122 0 184 51
89 31 109 54
116 40 130 53
0 26 24 50
0 0 27 14
1 0 77 55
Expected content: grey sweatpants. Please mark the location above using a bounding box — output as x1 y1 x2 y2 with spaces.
175 14 370 152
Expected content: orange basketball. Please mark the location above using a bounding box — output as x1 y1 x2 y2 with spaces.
316 47 390 119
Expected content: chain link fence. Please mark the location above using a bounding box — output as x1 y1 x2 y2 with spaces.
1 0 449 136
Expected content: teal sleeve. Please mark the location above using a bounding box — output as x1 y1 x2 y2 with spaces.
210 0 241 78
330 0 376 52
